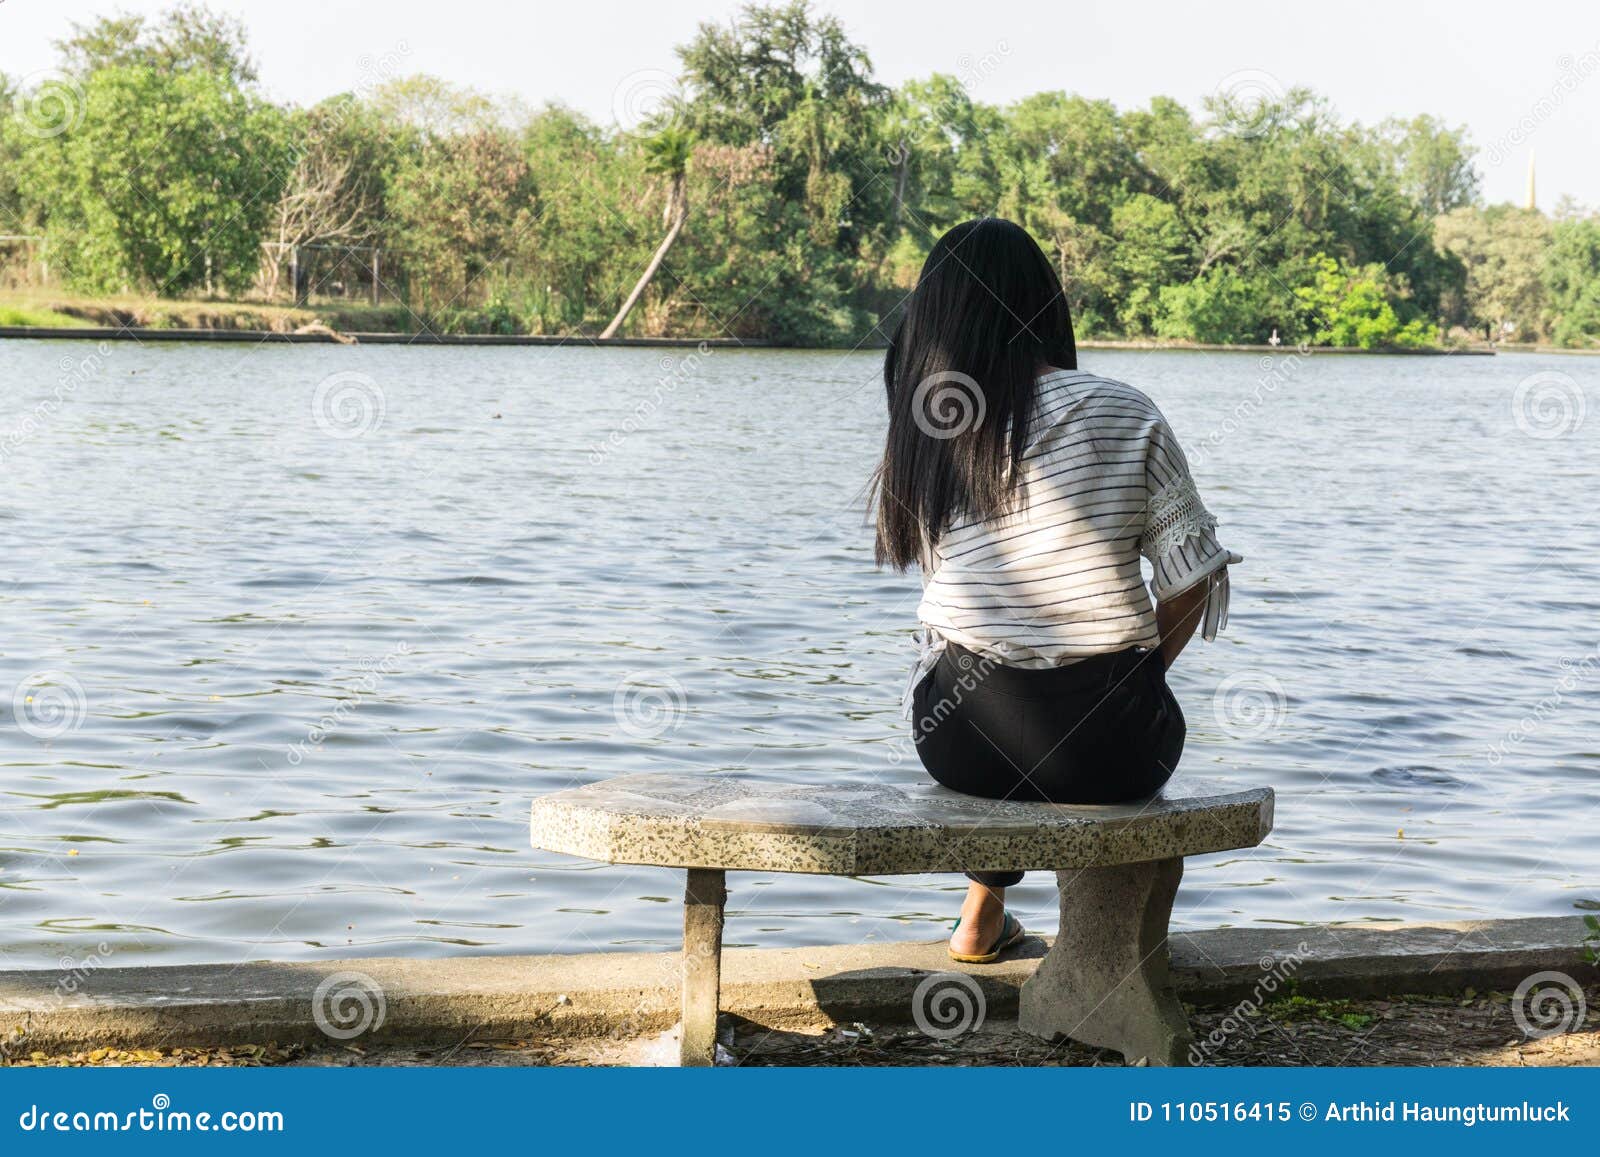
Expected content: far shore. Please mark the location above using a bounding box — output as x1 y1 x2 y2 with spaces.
0 323 1507 355
0 290 1533 354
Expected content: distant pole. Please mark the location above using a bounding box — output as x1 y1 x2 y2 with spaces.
1525 150 1537 212
371 249 381 307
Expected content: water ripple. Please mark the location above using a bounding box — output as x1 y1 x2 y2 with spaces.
0 342 1595 968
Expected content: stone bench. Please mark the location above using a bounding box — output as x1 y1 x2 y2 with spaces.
529 772 1273 1066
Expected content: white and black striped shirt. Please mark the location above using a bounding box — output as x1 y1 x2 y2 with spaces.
906 370 1239 711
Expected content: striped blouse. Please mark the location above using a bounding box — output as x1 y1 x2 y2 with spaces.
904 369 1240 713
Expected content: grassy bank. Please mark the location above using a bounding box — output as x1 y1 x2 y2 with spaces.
0 302 95 328
0 289 417 336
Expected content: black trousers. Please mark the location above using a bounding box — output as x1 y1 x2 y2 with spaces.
911 643 1185 888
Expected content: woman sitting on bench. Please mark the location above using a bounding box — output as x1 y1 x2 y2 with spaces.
871 218 1242 964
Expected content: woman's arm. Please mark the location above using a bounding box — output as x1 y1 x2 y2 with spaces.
1155 571 1220 670
1137 412 1241 670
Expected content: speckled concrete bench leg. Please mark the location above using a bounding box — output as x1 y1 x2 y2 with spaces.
529 773 1271 1067
680 868 726 1067
1017 857 1192 1066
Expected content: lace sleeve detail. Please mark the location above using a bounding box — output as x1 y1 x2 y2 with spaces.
1141 475 1218 562
1140 473 1241 643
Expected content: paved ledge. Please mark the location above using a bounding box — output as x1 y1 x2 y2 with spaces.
1 917 1592 1053
1172 916 1597 1002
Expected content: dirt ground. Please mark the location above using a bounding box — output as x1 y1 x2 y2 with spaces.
7 987 1599 1068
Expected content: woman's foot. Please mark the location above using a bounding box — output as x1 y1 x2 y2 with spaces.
948 883 1022 961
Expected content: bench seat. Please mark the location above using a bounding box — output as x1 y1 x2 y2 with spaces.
528 772 1272 875
530 772 1274 1067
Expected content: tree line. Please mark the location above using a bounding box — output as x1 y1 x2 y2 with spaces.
1 1 1595 347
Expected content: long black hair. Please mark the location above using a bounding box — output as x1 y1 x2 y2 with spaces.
873 218 1077 570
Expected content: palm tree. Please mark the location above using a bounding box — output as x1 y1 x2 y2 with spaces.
601 127 695 339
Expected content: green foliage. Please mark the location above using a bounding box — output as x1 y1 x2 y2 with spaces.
504 106 653 334
1544 213 1600 347
0 74 20 231
13 64 290 293
1435 205 1550 340
1294 254 1439 348
1112 194 1194 334
0 304 93 328
672 141 860 343
640 126 696 179
673 0 888 336
1260 985 1374 1029
11 0 1600 348
56 3 258 86
6 5 281 293
1155 266 1280 345
367 75 497 137
1377 114 1479 217
386 127 536 309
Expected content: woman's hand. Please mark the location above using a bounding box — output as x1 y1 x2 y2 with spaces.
1155 571 1221 670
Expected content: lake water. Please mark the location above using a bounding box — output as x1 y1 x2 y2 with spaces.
1 339 1597 971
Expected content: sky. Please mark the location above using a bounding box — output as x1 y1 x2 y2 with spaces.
1 0 1596 208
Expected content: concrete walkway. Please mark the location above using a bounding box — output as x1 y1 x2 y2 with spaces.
1 916 1592 1054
